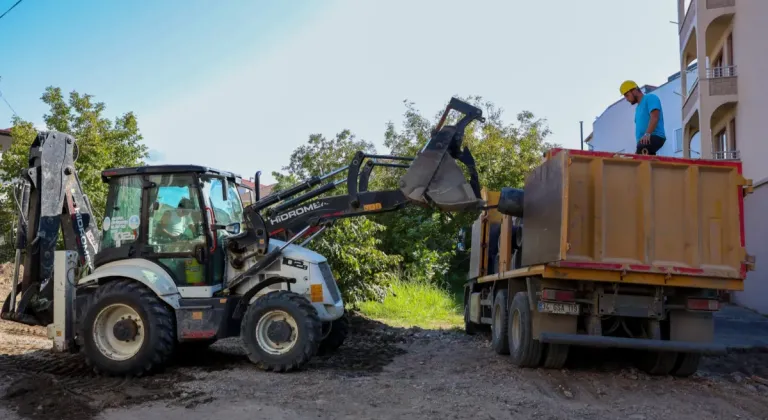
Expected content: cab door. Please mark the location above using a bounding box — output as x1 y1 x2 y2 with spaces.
200 176 245 286
142 173 212 288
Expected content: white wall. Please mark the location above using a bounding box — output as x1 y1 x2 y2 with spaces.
588 68 700 158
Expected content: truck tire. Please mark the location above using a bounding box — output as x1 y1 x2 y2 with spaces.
317 312 349 356
542 344 569 369
464 288 477 335
240 290 322 372
637 350 678 376
491 290 510 355
508 291 542 368
670 352 701 377
78 279 176 377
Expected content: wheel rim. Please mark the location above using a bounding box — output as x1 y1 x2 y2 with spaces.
511 310 521 350
256 310 299 355
92 303 145 361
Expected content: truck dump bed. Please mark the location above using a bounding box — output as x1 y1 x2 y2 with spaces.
522 148 753 283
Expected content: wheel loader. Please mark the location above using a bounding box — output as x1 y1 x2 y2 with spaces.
0 97 487 376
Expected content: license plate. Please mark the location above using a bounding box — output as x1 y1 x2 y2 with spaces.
537 301 580 315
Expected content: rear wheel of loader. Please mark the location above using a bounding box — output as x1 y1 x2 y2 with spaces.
491 290 510 355
241 290 322 372
508 291 543 368
317 312 349 356
79 279 176 377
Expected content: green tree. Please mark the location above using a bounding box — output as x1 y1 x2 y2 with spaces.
371 96 557 287
0 87 149 260
269 130 400 304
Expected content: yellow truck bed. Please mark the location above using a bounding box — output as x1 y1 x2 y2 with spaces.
486 148 754 290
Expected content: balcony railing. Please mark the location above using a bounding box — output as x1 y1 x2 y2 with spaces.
681 0 696 36
712 150 740 160
706 0 734 9
683 79 700 117
706 65 737 78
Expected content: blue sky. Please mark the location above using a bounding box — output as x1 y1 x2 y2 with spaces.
0 0 682 184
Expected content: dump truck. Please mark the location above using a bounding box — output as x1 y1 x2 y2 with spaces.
463 148 754 376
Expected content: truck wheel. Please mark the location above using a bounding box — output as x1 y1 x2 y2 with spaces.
463 288 477 335
542 344 569 369
637 351 678 376
79 279 176 377
491 290 510 355
240 290 322 372
317 313 349 356
508 291 543 368
670 352 701 377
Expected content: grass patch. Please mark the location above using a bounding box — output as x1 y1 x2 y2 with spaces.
357 278 464 330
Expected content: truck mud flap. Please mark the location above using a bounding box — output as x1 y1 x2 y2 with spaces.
539 332 727 355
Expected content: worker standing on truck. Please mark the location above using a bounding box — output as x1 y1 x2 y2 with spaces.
620 80 666 155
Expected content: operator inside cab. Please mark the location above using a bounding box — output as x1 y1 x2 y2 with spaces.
159 198 198 241
620 80 667 156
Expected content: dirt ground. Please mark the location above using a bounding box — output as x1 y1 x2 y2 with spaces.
2 264 768 420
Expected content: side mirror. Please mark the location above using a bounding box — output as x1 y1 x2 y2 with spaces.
212 222 241 235
153 202 160 211
225 222 241 235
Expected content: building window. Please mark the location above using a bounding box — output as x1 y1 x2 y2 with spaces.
674 128 683 153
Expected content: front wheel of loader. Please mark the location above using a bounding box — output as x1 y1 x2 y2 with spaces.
241 290 323 372
79 279 176 377
317 312 349 356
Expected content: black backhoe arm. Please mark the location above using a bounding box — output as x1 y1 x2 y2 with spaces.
1 131 100 326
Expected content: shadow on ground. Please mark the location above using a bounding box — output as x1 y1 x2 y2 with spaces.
0 312 416 420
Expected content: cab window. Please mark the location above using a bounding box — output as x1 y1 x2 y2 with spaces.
101 175 142 251
201 177 244 226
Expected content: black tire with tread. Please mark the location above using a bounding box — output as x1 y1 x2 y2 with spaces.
637 350 678 376
78 279 176 377
464 288 477 335
317 313 349 356
240 290 322 372
491 290 510 355
542 344 570 369
671 352 701 377
508 291 543 368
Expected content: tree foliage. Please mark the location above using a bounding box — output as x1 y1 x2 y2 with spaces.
0 87 148 260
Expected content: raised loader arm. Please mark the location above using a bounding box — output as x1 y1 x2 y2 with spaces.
225 97 486 290
1 131 100 326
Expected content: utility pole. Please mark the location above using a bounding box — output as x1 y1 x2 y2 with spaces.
580 121 584 150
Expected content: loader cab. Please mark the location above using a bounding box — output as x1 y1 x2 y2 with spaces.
98 165 245 292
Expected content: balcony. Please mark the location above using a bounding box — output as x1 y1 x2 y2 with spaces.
706 0 734 9
712 150 740 160
683 79 700 118
681 0 696 36
706 65 738 96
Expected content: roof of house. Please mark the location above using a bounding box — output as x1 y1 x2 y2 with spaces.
240 179 276 198
0 128 11 136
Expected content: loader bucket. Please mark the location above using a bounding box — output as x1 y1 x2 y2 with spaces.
399 125 485 212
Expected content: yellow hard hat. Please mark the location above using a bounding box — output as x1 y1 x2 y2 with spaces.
620 80 639 95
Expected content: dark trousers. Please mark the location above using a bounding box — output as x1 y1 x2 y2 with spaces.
635 135 666 155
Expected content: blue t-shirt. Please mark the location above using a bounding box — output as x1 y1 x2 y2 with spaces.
634 93 666 142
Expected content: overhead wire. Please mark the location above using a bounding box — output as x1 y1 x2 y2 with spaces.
0 0 24 22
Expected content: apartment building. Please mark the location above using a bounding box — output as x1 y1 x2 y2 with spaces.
586 66 700 157
678 0 768 313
